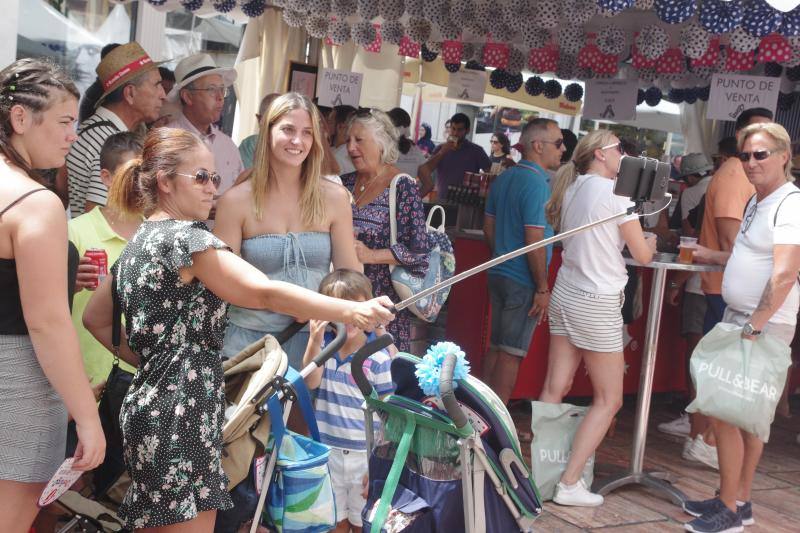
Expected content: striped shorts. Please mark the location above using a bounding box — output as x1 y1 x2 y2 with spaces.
549 278 625 353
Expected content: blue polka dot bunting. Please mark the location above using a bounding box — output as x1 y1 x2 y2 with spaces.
180 0 204 11
637 88 646 105
697 85 711 101
506 73 523 93
765 62 784 77
654 0 696 25
667 88 684 103
684 88 698 104
543 79 562 99
645 86 662 106
465 60 486 71
421 44 438 62
146 0 168 5
741 0 783 38
526 76 545 96
445 63 461 73
597 0 635 14
781 7 800 37
699 0 744 35
564 82 584 102
212 0 236 13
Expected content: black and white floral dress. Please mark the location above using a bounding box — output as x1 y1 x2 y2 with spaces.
114 220 233 528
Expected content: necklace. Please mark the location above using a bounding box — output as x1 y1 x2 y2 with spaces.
355 167 388 205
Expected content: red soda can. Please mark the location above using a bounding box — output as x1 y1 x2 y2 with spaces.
84 248 108 289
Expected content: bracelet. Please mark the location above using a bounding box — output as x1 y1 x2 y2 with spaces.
536 289 550 295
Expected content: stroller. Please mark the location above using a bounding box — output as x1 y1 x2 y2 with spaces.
351 335 543 533
220 321 347 533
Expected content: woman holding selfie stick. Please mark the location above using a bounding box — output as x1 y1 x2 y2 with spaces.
538 130 656 507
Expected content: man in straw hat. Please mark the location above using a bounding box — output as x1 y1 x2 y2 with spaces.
66 42 166 217
165 53 242 198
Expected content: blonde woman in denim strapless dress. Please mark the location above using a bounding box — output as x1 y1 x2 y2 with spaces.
215 93 361 370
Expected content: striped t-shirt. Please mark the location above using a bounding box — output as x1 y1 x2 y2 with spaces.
66 107 127 217
316 331 394 451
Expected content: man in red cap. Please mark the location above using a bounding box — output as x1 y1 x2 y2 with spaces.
66 42 166 217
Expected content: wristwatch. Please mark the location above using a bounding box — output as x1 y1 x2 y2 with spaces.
743 322 762 336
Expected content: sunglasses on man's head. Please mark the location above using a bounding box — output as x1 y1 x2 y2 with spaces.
175 169 222 188
737 150 778 162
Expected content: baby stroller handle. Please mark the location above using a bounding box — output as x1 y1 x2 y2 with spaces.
273 321 307 345
307 322 347 373
351 333 396 397
440 352 469 430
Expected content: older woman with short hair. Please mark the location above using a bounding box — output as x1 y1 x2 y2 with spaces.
342 109 430 351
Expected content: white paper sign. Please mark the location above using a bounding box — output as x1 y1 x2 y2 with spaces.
707 74 780 121
446 70 488 103
583 80 638 121
316 68 363 107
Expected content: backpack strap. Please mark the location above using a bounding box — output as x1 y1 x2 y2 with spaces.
773 190 800 226
387 173 415 266
111 273 122 368
743 193 756 218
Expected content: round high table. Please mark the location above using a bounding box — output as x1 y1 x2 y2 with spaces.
594 253 723 505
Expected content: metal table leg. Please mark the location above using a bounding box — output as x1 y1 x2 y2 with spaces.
594 266 687 506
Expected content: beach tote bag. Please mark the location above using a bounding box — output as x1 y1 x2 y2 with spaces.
388 174 455 322
686 322 791 442
530 401 595 500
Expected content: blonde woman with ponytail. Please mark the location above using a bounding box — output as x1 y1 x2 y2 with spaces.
540 130 656 508
214 92 361 370
82 127 393 531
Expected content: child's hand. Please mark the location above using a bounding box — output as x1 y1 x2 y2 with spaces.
361 473 369 500
309 320 329 344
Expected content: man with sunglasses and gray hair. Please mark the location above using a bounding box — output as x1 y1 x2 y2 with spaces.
481 118 562 404
166 53 243 199
684 121 800 533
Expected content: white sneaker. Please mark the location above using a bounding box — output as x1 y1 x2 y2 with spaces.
553 478 604 507
658 413 691 437
682 437 697 461
686 435 719 470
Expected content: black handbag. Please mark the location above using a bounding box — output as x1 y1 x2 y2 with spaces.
94 273 135 495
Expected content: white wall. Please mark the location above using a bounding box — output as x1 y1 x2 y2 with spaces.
1 0 20 68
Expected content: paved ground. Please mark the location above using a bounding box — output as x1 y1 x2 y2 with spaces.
511 397 800 532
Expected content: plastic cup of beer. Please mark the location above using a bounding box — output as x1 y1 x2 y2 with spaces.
678 236 698 264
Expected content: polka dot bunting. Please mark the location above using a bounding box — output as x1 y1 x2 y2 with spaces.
729 26 760 53
680 23 711 60
645 86 662 106
741 0 783 38
764 62 784 77
306 15 330 39
697 85 711 101
636 25 669 60
564 82 584 102
597 0 634 14
564 0 598 25
483 43 511 69
690 37 721 68
556 55 578 80
381 20 404 45
632 41 658 69
656 48 685 75
559 25 585 56
699 0 744 35
421 44 438 62
757 34 792 64
522 27 551 50
780 7 800 37
528 45 559 73
578 44 619 74
525 76 545 96
543 79 562 99
637 88 646 104
506 72 523 93
442 41 464 64
654 0 695 25
506 47 527 74
489 68 508 89
378 0 404 21
597 25 628 56
241 0 268 17
725 48 755 72
398 35 421 57
533 0 561 29
351 21 377 46
635 0 654 9
406 17 432 44
329 20 351 45
445 62 461 73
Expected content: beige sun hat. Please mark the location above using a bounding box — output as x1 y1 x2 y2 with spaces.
678 153 714 178
95 42 161 107
167 53 237 103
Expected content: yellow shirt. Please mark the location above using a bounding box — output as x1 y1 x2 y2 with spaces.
68 207 137 384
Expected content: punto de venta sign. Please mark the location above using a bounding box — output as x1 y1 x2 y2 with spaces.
706 74 780 122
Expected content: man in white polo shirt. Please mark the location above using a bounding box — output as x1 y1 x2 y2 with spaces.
66 42 166 216
166 54 243 198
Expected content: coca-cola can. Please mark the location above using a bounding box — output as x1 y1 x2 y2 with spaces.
84 248 108 289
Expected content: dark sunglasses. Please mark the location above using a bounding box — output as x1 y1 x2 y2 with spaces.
539 138 564 149
737 150 778 162
176 169 222 188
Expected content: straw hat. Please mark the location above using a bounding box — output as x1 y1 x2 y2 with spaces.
678 153 714 178
167 53 237 103
95 42 159 107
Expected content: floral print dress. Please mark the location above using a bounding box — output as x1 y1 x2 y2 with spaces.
113 220 233 528
342 172 429 351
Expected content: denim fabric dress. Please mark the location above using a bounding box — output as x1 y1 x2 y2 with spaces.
222 232 331 369
342 172 429 352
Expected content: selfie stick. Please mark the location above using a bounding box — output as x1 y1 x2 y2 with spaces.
394 195 671 314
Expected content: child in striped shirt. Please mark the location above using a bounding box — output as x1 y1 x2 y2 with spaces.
303 269 395 533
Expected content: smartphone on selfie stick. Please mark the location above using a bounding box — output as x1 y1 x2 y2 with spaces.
393 156 672 313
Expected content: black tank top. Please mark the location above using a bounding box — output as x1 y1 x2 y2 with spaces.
0 188 49 335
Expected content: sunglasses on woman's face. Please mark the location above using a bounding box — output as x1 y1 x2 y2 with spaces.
737 150 777 162
175 169 222 188
600 142 624 154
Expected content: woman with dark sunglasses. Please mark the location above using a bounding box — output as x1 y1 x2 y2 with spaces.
82 127 394 531
540 129 655 508
489 132 511 163
684 122 800 533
